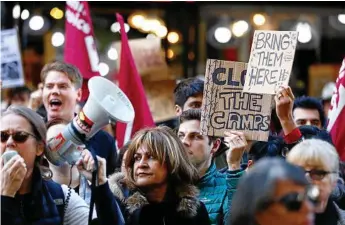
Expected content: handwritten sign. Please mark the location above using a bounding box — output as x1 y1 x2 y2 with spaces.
142 79 176 122
1 28 25 89
114 37 168 78
200 59 273 141
243 30 298 94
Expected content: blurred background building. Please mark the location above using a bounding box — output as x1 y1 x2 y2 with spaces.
1 1 345 122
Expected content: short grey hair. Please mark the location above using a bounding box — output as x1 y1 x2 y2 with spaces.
287 139 339 182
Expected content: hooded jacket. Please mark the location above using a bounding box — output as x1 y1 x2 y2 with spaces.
108 172 210 225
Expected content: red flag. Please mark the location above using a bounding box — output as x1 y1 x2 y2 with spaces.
327 58 345 160
115 13 155 148
64 1 100 101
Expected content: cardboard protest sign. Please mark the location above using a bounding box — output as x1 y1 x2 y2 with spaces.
200 59 273 141
1 28 25 89
243 30 298 94
114 37 168 78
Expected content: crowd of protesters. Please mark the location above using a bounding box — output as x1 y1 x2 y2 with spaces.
1 60 344 225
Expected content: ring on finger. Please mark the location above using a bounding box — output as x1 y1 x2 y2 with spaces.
277 93 283 100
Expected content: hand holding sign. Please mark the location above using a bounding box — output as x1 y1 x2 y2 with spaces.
275 85 298 135
243 30 298 94
224 131 249 171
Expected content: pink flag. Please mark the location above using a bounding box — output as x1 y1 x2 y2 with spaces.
115 13 155 148
327 58 345 160
64 1 100 101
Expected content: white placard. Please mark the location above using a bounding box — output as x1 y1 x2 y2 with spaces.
243 30 298 95
1 28 25 88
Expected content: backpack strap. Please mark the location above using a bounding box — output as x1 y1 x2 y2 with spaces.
45 180 66 222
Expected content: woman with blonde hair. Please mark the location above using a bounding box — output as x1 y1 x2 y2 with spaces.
108 126 210 225
287 139 345 225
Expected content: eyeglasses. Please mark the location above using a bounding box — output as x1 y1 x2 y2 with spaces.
1 130 37 143
270 186 319 212
305 169 338 181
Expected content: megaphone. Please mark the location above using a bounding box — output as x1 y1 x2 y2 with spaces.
46 76 135 166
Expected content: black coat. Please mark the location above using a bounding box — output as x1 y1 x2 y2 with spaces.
108 173 210 225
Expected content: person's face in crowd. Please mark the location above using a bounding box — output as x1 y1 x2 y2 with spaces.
11 93 30 107
42 71 81 121
175 94 203 116
178 119 218 169
293 108 322 128
1 113 44 180
133 145 168 189
255 180 314 225
291 162 336 213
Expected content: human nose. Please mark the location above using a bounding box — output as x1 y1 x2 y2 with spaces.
51 85 61 95
182 136 191 147
5 134 16 148
137 156 149 167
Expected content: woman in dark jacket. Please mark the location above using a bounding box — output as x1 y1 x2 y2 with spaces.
108 126 210 225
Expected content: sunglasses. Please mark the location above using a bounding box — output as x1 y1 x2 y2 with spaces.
270 185 319 212
1 130 37 143
305 169 338 181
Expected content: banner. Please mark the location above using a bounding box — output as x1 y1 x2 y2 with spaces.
327 58 345 160
243 30 298 94
115 13 155 148
1 28 25 89
200 59 273 141
64 1 100 101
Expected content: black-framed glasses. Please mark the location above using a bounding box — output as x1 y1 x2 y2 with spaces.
0 130 37 143
270 186 319 212
304 169 338 181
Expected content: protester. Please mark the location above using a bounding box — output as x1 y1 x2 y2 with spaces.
108 126 210 225
174 77 204 115
40 61 117 176
174 77 228 169
230 157 316 225
287 139 345 225
178 109 246 225
46 117 125 225
1 105 89 224
45 118 94 205
6 86 32 108
292 96 325 129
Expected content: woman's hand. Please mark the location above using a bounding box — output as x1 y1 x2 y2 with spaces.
76 149 107 186
1 154 27 197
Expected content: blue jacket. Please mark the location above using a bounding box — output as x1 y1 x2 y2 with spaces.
1 167 66 225
197 163 228 225
86 130 117 176
1 167 125 225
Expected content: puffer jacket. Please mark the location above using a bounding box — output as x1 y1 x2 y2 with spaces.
108 173 210 225
197 163 228 225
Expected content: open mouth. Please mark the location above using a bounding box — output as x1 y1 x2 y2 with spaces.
49 99 62 108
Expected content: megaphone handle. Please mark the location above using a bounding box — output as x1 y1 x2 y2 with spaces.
88 149 99 225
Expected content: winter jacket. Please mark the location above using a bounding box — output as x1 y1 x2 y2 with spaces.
197 163 228 225
108 173 210 225
1 166 89 225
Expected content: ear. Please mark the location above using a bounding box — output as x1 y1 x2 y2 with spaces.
247 160 253 169
76 88 82 102
36 142 44 157
210 138 221 155
175 105 182 116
